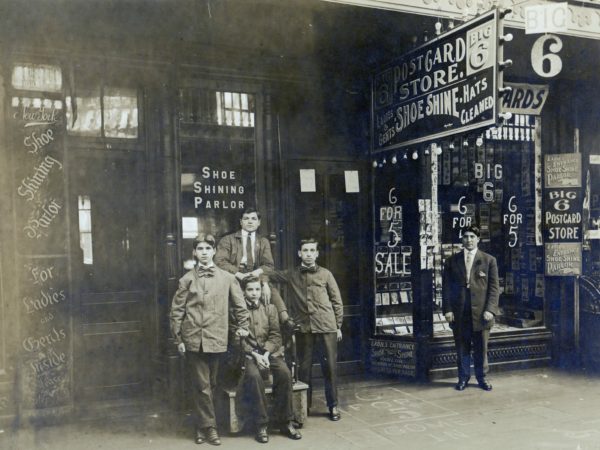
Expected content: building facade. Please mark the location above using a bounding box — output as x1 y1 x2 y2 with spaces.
0 0 599 424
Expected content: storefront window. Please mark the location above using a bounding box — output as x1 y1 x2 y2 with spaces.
373 159 418 337
434 114 544 336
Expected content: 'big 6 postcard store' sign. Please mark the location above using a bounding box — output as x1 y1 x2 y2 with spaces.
372 10 501 152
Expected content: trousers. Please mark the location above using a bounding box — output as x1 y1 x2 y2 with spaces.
186 350 221 429
236 356 293 427
296 331 338 409
454 293 490 381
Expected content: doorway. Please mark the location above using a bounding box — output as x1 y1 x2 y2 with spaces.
69 150 154 403
285 159 369 374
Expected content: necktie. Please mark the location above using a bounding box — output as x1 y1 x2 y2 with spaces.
246 234 254 270
246 300 259 310
197 266 215 278
300 265 317 273
466 252 473 285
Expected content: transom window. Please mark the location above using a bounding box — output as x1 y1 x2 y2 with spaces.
11 63 62 92
66 87 138 138
216 91 255 127
179 88 255 127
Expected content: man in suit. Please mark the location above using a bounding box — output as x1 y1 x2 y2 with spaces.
443 225 499 392
170 234 250 446
215 207 293 329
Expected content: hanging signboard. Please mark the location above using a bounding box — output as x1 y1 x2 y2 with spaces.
544 153 582 276
502 82 549 115
372 9 500 153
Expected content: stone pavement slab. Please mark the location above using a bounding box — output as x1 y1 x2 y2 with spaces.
2 368 600 450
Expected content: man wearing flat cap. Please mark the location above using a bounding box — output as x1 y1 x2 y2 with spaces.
443 225 499 392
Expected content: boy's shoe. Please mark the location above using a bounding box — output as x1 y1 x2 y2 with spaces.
477 378 493 391
205 427 221 446
329 406 341 421
255 424 269 443
195 428 206 444
280 421 302 440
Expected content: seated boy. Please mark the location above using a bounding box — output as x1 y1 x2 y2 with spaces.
235 276 302 444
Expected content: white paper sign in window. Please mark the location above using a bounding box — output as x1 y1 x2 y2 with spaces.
344 170 360 193
299 169 316 192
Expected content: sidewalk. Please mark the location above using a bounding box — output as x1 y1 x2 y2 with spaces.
3 367 600 450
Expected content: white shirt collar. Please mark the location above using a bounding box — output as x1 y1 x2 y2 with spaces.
242 230 255 238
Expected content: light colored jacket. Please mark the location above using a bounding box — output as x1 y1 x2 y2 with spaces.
170 265 249 353
242 301 283 357
270 265 343 333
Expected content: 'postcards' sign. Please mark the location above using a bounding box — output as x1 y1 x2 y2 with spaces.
372 9 500 152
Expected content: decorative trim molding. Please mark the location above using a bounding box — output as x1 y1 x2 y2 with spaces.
323 0 600 40
431 342 551 367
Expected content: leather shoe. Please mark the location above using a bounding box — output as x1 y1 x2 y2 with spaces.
455 380 468 391
478 379 493 391
280 422 302 440
195 428 206 444
255 425 269 444
329 406 341 421
205 427 221 446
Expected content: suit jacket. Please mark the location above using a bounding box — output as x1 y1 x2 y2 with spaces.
442 249 500 332
170 265 249 353
215 231 275 275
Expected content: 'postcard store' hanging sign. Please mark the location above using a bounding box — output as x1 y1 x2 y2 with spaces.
372 9 500 152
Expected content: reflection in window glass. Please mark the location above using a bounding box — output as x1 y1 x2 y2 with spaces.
104 88 138 138
66 94 102 136
12 63 62 92
78 195 93 265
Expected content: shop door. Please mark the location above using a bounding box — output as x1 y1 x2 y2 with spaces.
285 160 368 374
69 152 152 403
